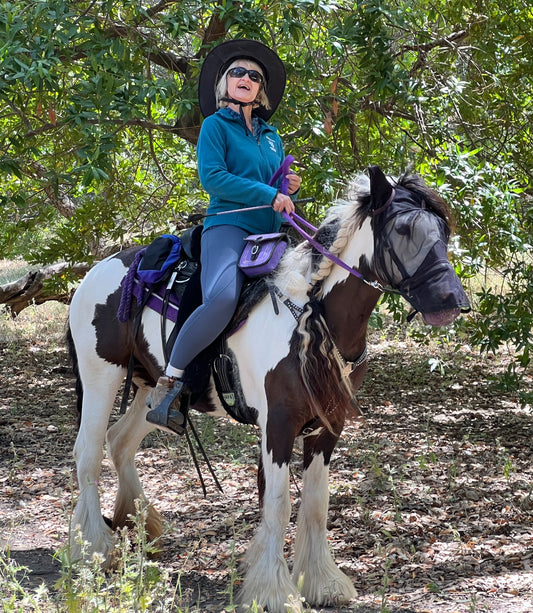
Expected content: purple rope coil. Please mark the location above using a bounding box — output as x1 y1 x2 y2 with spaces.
117 248 146 322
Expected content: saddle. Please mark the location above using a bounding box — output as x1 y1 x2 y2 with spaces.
118 225 270 423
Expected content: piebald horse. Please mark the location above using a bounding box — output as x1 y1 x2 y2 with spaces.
67 166 469 612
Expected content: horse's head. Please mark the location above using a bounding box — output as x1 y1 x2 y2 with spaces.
369 165 470 326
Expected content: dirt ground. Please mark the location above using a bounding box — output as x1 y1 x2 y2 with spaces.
1 307 532 612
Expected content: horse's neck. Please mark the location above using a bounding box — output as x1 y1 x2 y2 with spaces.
317 215 377 359
322 272 380 361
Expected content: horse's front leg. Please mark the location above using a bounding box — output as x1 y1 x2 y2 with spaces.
293 427 357 607
239 411 300 613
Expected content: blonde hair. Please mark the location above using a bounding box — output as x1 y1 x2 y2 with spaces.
215 59 271 111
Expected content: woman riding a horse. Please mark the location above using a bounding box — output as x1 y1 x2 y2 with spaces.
67 38 470 613
146 39 301 434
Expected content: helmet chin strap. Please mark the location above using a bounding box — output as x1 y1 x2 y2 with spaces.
220 97 256 134
221 97 255 107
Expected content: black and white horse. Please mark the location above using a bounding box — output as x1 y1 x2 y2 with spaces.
67 166 469 612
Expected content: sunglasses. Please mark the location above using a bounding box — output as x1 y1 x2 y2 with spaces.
227 66 264 84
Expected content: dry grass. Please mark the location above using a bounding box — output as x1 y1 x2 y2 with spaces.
0 300 68 345
0 259 68 344
0 259 33 285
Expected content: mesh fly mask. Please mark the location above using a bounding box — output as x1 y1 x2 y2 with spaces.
373 186 470 325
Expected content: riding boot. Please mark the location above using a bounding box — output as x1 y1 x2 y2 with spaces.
146 376 186 435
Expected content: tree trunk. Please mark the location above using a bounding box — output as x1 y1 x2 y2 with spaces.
0 262 90 316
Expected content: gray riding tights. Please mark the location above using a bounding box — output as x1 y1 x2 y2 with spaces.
168 224 249 371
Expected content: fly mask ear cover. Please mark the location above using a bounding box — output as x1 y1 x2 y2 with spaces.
368 167 470 317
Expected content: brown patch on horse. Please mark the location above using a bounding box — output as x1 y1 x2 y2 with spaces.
264 353 307 467
264 340 353 468
322 272 375 392
92 248 162 386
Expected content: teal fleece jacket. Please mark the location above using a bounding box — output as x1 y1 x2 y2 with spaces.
197 107 286 235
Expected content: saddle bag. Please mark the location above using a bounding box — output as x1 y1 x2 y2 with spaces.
238 232 289 278
137 234 182 287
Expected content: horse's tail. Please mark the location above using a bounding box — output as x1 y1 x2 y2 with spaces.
66 324 83 428
296 299 355 433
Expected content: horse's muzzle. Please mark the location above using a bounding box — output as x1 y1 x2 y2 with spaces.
398 245 471 327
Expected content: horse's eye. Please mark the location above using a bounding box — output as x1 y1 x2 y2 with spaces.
396 221 411 237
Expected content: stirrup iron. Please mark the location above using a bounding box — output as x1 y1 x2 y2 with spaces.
146 380 186 435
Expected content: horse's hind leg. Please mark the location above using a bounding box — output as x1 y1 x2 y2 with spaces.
106 386 163 546
292 430 357 607
70 366 124 564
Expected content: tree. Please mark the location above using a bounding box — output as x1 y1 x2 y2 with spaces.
0 0 531 389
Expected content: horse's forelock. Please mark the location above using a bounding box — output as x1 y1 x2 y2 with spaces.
345 173 372 226
396 172 454 230
345 171 452 231
344 172 371 201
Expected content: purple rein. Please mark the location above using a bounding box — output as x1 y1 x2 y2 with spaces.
272 156 384 291
268 154 294 196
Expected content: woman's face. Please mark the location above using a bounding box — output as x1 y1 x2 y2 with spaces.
226 60 263 105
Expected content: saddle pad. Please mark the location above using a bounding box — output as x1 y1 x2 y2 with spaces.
132 278 180 322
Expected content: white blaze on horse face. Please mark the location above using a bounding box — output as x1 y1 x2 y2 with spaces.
381 210 446 285
320 216 374 298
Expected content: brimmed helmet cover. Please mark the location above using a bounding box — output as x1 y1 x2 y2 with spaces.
198 39 286 120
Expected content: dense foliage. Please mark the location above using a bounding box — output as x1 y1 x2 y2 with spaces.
0 0 531 388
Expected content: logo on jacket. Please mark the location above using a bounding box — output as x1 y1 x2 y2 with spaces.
266 136 277 152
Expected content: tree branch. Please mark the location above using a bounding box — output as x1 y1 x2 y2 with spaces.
30 163 78 218
396 29 471 56
144 0 181 20
197 8 228 56
0 262 90 316
24 116 201 143
104 21 190 73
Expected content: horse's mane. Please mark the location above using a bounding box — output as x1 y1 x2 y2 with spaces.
274 174 371 299
270 174 373 432
272 171 451 432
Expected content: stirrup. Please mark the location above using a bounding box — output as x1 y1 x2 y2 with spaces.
146 380 186 435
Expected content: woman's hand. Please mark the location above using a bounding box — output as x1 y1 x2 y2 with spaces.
272 192 295 215
286 173 301 195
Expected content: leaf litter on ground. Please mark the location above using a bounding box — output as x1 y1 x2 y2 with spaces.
0 303 532 612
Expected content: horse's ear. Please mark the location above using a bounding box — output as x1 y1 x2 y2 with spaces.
368 165 393 210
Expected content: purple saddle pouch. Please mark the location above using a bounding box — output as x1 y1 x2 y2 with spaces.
238 232 289 277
